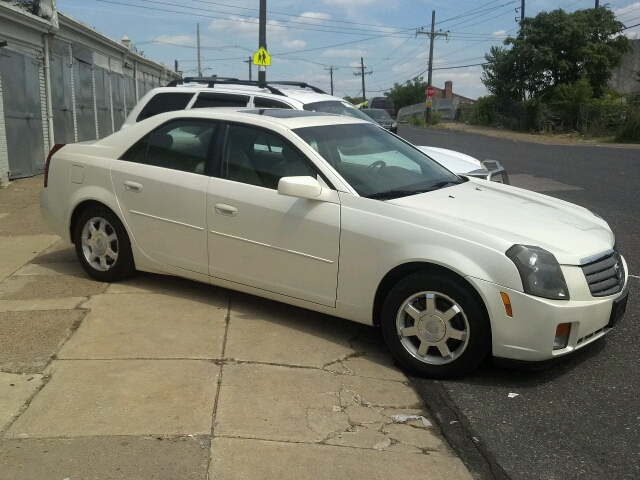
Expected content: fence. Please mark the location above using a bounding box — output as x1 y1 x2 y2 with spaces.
397 98 470 123
487 100 640 142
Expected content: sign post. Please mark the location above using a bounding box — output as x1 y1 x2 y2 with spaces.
425 86 435 123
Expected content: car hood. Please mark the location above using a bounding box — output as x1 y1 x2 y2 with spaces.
388 180 613 265
417 146 482 174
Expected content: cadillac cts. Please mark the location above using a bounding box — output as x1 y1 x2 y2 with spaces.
40 109 629 378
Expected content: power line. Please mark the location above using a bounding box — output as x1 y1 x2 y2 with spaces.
182 0 416 31
93 0 411 37
438 1 520 27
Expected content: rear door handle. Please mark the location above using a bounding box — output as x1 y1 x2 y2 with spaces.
124 181 143 193
214 203 237 216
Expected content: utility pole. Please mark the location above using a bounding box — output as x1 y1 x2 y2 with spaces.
244 57 252 81
417 11 448 123
174 60 180 77
353 57 372 103
258 0 267 83
521 0 525 20
324 66 338 95
595 0 599 7
197 23 202 76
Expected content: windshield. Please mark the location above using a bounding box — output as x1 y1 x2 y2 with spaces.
293 123 463 199
303 100 377 124
364 109 392 120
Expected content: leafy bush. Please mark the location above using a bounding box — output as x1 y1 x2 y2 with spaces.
429 111 442 125
407 115 426 127
468 96 496 126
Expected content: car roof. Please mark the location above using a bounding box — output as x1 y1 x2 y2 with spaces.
144 107 371 129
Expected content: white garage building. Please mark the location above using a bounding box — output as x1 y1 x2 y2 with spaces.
0 1 179 186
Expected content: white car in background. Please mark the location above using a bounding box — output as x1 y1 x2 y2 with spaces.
40 108 628 378
122 77 509 183
417 146 509 184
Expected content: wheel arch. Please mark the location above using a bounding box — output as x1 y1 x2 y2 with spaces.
372 261 490 331
69 199 128 244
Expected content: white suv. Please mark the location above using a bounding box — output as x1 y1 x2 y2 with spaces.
121 78 369 129
121 77 508 183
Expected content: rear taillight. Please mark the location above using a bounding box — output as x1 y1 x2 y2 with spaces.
44 143 65 187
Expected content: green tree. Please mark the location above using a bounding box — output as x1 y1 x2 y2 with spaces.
385 77 428 110
343 96 365 105
482 7 631 101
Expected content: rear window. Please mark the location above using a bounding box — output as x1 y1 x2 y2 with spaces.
370 98 394 109
136 93 195 122
192 93 249 109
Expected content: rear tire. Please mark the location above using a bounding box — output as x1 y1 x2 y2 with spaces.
381 271 490 378
74 205 135 282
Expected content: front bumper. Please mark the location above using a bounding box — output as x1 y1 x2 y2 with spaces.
466 258 629 362
465 160 509 184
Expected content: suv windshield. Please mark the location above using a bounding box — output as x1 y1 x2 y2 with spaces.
293 123 462 199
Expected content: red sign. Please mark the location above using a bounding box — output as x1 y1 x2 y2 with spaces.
426 86 436 98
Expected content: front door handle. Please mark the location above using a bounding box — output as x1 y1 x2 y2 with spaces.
124 181 143 193
214 203 237 216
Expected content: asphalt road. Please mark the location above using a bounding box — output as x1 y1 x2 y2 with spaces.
398 125 640 480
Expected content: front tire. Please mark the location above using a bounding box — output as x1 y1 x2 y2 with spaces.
381 271 490 378
74 206 135 282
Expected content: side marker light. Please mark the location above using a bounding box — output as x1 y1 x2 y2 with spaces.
500 292 513 317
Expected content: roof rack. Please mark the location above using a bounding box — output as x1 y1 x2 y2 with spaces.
166 77 240 87
166 77 328 96
267 81 327 94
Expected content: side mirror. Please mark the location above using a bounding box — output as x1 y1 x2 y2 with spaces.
277 176 322 199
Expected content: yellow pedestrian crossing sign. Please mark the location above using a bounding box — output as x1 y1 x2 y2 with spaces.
253 47 271 66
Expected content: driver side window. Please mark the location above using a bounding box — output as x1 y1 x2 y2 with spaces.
222 125 317 189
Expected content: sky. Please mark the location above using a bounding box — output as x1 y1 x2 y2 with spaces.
58 0 640 100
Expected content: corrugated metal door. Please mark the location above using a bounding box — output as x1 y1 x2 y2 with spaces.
73 59 95 142
95 66 112 138
51 42 74 144
0 50 45 179
124 74 136 115
112 73 125 131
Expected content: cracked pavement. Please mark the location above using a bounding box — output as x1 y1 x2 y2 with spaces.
0 177 472 479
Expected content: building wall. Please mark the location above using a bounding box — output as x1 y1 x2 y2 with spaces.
0 4 179 185
0 71 8 187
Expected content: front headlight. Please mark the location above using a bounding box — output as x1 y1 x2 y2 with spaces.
506 245 570 300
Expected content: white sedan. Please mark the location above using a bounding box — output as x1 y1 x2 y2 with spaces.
40 109 629 378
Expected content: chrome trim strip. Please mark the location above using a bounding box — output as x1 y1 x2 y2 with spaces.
209 230 334 264
130 210 204 231
580 249 615 266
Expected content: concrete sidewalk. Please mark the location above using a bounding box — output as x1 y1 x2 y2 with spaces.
0 177 472 479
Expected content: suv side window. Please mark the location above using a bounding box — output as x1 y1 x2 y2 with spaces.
136 93 195 122
253 97 293 109
144 120 216 174
222 125 317 189
192 93 250 109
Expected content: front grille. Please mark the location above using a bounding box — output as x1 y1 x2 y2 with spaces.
581 249 625 297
